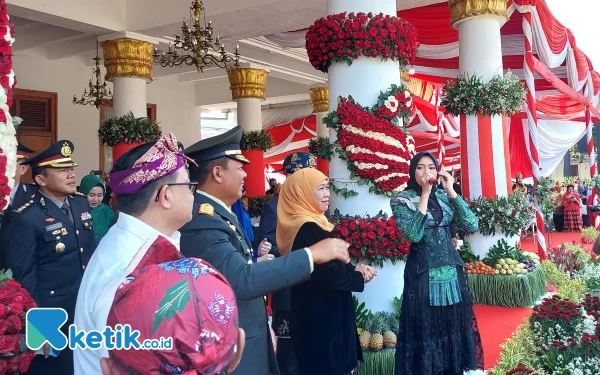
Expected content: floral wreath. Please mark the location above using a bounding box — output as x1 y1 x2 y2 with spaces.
324 84 415 196
240 130 273 152
306 12 419 73
0 1 18 212
440 71 526 117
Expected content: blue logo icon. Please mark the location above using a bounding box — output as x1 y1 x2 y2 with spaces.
26 308 68 351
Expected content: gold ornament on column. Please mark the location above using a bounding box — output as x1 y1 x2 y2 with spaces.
227 68 268 100
101 39 154 82
308 87 329 113
448 0 508 26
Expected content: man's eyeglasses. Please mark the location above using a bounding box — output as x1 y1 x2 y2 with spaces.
155 181 198 201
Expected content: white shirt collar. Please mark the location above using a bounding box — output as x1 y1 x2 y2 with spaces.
115 212 181 247
197 191 231 213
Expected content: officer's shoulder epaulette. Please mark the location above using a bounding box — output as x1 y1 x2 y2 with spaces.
72 191 87 198
198 203 215 216
12 200 35 214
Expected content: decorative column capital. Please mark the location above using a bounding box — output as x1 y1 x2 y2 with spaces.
308 87 329 113
227 68 268 100
448 0 509 27
101 38 154 82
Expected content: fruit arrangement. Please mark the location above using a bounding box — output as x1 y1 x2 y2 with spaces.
494 258 529 275
359 312 398 352
466 261 496 275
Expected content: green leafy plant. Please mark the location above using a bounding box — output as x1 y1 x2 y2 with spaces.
457 241 480 264
393 295 403 321
535 177 555 225
466 192 535 237
483 239 522 267
582 226 600 242
98 111 162 146
308 136 333 161
440 70 527 117
247 196 270 218
240 130 273 152
353 296 372 329
329 181 359 199
488 321 543 375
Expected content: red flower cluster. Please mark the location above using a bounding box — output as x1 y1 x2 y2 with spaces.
0 151 9 211
374 91 412 122
0 275 37 375
306 12 419 73
335 98 414 194
505 363 539 375
532 295 581 321
330 213 410 267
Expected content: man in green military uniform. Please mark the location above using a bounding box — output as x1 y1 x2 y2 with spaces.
181 126 351 375
3 140 95 375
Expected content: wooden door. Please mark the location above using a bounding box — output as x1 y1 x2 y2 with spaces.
9 89 58 184
98 103 157 172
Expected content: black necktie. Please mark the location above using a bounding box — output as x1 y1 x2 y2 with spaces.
62 203 74 225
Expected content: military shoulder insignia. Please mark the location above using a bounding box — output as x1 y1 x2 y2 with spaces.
198 203 214 216
73 192 86 197
13 202 32 214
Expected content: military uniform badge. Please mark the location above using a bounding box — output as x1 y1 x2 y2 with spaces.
198 203 215 216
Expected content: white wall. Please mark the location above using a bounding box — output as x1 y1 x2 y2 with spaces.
12 48 201 177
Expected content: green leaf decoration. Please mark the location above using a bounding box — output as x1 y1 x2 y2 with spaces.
152 279 190 335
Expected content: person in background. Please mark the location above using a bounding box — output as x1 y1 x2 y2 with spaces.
9 143 37 208
180 126 352 375
259 151 317 375
512 172 528 194
102 240 245 375
552 184 566 232
4 140 95 375
231 198 273 263
79 174 115 244
391 152 483 375
0 143 37 267
266 178 278 195
277 168 376 375
74 134 197 375
562 184 583 232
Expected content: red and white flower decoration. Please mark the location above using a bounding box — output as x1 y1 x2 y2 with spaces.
324 84 416 196
306 12 419 73
0 0 17 212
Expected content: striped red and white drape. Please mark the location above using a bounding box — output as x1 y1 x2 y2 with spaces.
435 88 446 169
459 114 512 199
523 11 547 260
586 105 596 177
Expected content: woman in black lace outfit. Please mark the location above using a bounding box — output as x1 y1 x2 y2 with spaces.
390 152 484 375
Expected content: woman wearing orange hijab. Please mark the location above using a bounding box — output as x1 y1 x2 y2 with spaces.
277 169 377 375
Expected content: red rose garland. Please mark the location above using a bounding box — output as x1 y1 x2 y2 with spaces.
330 210 410 267
306 12 419 73
0 151 8 211
324 85 416 196
0 271 37 375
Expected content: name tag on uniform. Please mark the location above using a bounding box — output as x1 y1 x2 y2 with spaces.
80 212 92 220
45 222 63 232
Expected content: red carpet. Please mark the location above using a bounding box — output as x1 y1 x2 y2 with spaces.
473 305 532 370
519 231 591 255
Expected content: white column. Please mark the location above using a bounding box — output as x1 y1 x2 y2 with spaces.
112 78 147 117
457 17 504 80
316 112 327 137
327 0 404 314
237 98 263 131
453 3 510 199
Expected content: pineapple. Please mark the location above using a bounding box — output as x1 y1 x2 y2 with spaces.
383 312 398 349
359 315 373 351
369 313 385 352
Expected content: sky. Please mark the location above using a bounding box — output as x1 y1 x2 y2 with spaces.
545 0 600 68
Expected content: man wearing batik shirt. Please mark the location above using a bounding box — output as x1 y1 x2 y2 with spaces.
73 133 198 375
100 238 245 375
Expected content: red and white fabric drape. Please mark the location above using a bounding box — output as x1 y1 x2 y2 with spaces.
524 11 547 259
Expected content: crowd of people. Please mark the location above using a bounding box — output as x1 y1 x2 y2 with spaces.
7 125 589 374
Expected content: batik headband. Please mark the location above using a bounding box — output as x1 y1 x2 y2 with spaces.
110 132 197 196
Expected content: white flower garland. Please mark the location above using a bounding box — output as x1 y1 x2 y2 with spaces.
0 15 18 212
342 124 416 153
345 145 409 164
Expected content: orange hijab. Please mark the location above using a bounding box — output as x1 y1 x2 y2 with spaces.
276 169 334 255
